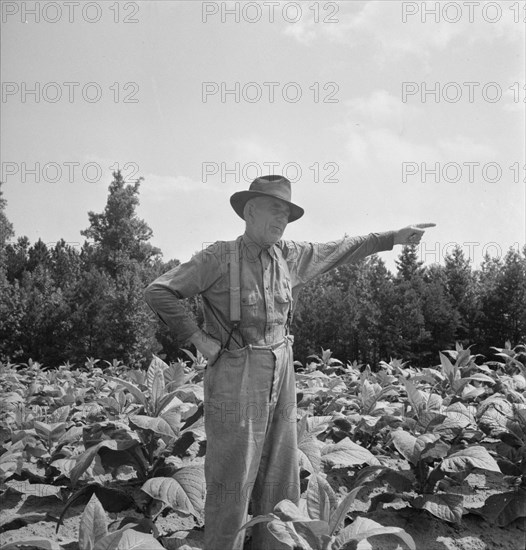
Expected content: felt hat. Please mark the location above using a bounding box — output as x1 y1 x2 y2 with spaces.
230 175 304 223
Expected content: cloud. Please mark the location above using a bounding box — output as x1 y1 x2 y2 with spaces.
230 136 282 162
283 0 525 56
337 89 502 178
139 173 218 200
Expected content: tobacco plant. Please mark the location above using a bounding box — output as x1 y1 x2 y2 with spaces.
240 474 415 550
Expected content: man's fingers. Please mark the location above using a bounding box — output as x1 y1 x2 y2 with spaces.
413 223 436 229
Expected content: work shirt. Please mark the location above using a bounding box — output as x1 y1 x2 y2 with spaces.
144 231 395 349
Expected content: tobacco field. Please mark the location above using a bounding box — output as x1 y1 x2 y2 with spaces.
0 342 525 550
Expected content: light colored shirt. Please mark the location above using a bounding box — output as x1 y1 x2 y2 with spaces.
144 231 395 348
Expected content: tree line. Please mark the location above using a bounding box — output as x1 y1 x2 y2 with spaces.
0 173 524 368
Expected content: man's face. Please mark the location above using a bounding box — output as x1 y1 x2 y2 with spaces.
246 196 290 247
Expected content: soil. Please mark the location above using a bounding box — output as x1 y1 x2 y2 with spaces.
0 461 524 549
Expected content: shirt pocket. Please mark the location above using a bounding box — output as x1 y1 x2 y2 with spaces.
274 280 292 323
241 289 259 324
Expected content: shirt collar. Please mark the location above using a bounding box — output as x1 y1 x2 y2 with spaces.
241 233 278 261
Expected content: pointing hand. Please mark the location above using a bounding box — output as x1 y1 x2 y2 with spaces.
394 223 436 246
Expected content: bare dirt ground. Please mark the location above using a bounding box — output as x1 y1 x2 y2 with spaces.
1 472 524 550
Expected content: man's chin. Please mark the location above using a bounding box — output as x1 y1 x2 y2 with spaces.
264 234 283 247
271 229 285 241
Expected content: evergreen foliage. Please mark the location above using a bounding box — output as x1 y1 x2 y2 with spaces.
0 174 524 367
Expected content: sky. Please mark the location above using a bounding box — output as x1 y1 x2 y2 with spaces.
1 0 525 272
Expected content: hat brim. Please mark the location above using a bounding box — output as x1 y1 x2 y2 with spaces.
230 190 304 223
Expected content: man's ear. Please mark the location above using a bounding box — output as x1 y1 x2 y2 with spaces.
244 201 254 224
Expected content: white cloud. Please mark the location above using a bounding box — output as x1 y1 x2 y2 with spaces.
344 89 413 128
284 0 525 57
338 89 502 177
140 173 218 200
230 136 282 162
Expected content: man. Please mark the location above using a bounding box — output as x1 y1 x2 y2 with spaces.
144 175 435 550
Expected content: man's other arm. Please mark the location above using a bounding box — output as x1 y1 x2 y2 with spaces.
144 248 222 358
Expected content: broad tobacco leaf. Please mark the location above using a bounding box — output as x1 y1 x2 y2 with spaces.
307 415 333 436
439 352 458 384
33 421 68 444
5 480 63 499
140 465 205 521
114 530 165 550
50 405 71 423
413 493 463 523
51 457 77 478
360 381 398 415
400 378 427 415
391 431 440 465
266 520 304 548
71 440 146 486
434 402 476 439
130 415 176 439
92 529 165 550
477 395 514 436
273 499 311 522
297 417 323 474
57 425 84 446
334 516 416 550
106 377 147 408
328 485 363 535
164 362 187 391
173 384 204 404
306 474 338 522
0 540 62 550
298 437 323 474
79 494 108 550
147 355 168 393
156 391 185 416
265 501 329 545
418 410 447 433
440 446 500 473
150 370 166 415
468 487 526 526
321 438 380 469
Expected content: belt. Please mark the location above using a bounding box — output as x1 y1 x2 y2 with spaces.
247 336 292 351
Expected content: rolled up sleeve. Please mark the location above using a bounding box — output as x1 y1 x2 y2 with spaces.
144 249 221 342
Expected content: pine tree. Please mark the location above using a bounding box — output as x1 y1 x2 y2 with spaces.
76 171 163 365
81 171 161 276
444 246 478 343
0 183 19 360
0 182 14 270
391 245 428 363
422 264 459 359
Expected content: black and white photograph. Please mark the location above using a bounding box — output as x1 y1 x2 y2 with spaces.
0 1 525 549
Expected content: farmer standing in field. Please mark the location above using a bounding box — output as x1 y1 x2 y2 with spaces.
144 175 435 550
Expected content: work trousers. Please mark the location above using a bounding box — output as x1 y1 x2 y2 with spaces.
203 336 300 550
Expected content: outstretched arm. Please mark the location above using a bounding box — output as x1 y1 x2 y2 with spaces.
281 224 437 289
